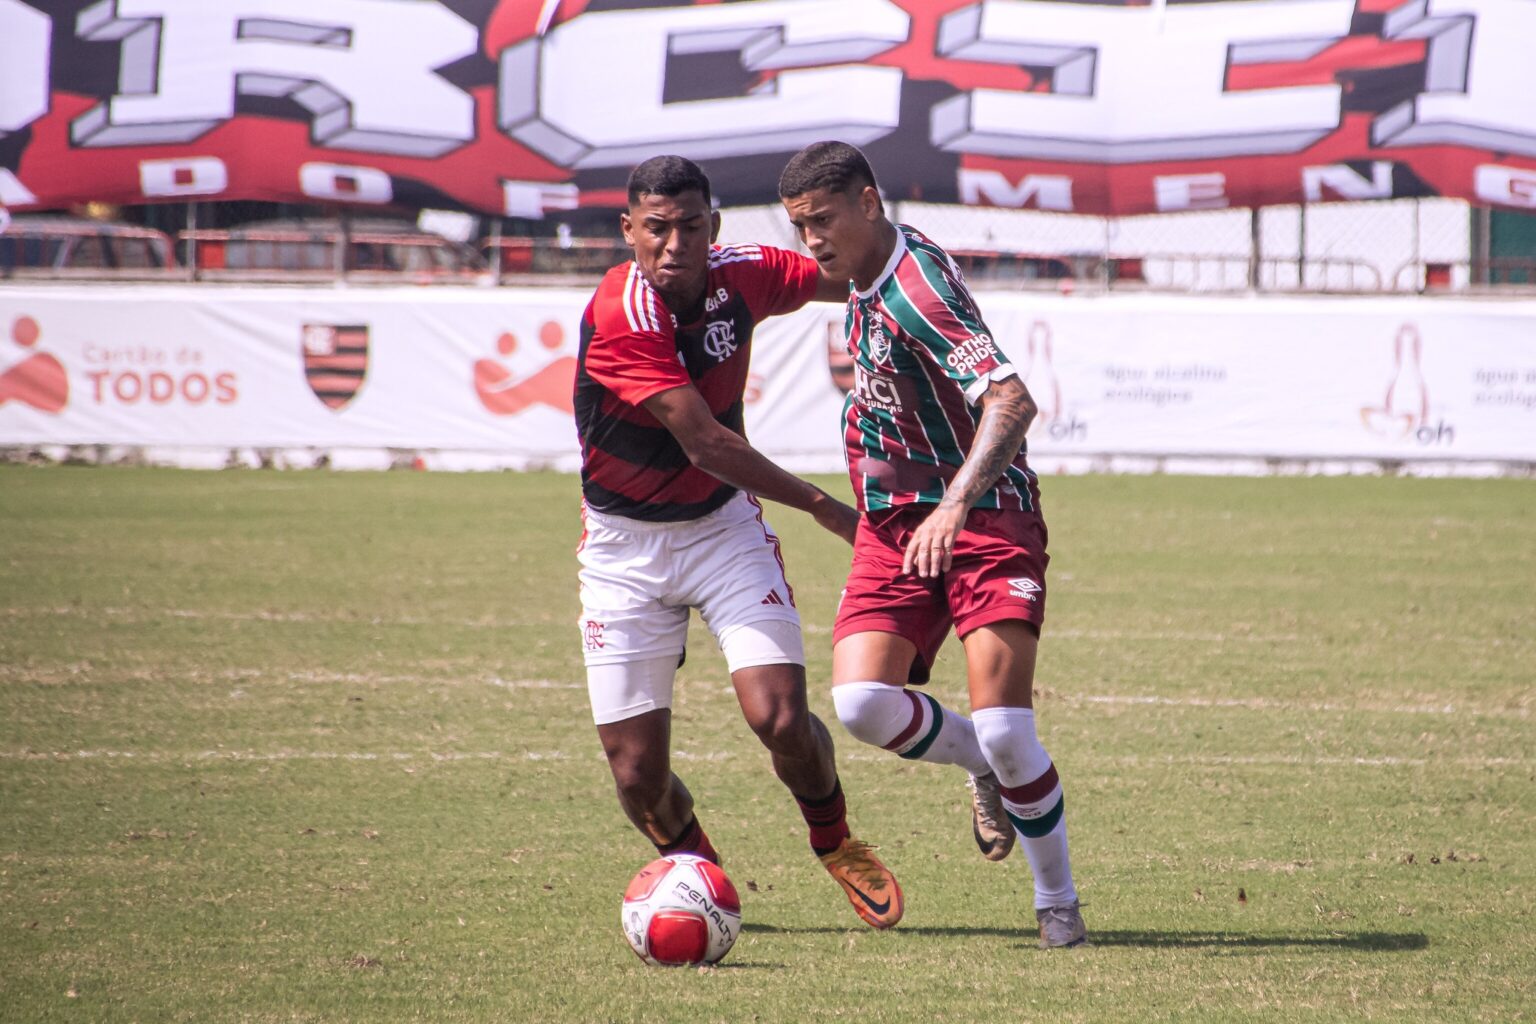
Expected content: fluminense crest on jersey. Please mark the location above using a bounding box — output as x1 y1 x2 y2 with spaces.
868 310 892 365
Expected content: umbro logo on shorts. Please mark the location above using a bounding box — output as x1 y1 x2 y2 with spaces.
1008 578 1041 601
761 590 787 606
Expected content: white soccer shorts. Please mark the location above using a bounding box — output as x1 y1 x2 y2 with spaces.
577 491 805 725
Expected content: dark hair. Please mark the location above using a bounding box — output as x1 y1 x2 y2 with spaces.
627 155 711 208
777 141 879 200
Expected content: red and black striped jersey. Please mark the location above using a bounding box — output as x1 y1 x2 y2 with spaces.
575 243 820 521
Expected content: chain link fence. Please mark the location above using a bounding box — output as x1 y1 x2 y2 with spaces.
718 198 1485 294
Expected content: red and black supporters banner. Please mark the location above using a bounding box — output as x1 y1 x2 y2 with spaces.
3 0 1535 218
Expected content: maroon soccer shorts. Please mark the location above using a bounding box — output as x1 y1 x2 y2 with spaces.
832 505 1050 683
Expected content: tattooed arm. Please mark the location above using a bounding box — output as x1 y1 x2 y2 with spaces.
903 374 1038 578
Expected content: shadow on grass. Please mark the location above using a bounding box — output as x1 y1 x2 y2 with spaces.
1084 930 1428 952
741 923 1427 952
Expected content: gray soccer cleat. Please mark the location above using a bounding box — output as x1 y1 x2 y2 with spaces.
1035 900 1088 949
967 772 1016 862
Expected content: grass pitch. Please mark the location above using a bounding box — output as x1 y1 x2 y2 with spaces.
1 466 1532 1023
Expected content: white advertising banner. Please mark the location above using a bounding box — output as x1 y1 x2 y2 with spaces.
979 295 1536 466
0 285 594 463
1 286 1533 472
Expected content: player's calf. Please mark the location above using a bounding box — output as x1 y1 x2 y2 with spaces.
973 706 1081 917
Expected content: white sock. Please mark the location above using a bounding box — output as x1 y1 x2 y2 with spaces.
972 706 1078 909
831 682 992 777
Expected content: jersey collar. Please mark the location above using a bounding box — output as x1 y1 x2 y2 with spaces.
853 225 907 301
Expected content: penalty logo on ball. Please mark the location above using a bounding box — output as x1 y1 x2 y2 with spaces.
621 854 742 967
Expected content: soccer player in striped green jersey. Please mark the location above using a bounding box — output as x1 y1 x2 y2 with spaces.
779 142 1086 949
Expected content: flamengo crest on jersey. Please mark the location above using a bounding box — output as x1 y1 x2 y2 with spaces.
843 225 1038 514
575 243 820 522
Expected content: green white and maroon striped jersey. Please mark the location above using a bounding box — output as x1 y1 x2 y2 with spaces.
841 225 1038 512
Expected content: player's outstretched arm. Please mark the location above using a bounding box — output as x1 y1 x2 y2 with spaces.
903 375 1038 578
643 384 859 544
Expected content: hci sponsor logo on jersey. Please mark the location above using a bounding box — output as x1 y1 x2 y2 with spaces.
302 324 369 411
703 320 738 362
854 363 902 413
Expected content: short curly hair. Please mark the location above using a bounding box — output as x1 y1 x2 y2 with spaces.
627 155 712 208
777 141 878 200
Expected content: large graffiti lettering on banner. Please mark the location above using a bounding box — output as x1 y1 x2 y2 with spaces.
3 0 1536 215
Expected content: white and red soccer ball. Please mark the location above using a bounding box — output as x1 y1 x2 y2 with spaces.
621 854 742 967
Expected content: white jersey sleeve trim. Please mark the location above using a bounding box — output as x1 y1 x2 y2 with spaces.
623 263 661 334
709 243 763 267
964 364 1017 405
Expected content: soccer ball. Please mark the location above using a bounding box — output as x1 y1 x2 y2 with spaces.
621 854 741 967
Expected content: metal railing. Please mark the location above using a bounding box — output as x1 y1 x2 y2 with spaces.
1391 258 1536 293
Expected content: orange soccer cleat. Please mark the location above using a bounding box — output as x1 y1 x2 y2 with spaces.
818 837 904 930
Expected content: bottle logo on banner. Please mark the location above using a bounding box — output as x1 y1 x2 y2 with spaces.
1360 324 1454 446
1019 320 1086 443
0 315 68 414
302 324 370 411
474 320 575 416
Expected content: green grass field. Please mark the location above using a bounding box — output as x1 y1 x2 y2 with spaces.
1 466 1532 1023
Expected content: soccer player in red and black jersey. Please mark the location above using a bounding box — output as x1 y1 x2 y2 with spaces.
779 141 1086 949
573 155 902 930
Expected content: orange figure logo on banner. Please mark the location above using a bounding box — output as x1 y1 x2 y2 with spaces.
0 316 68 414
474 320 576 416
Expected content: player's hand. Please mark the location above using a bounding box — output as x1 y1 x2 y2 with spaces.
812 495 860 545
903 501 967 578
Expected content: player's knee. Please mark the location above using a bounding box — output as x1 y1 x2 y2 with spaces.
611 763 668 810
831 681 908 748
743 698 809 753
604 745 666 805
973 706 1046 781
